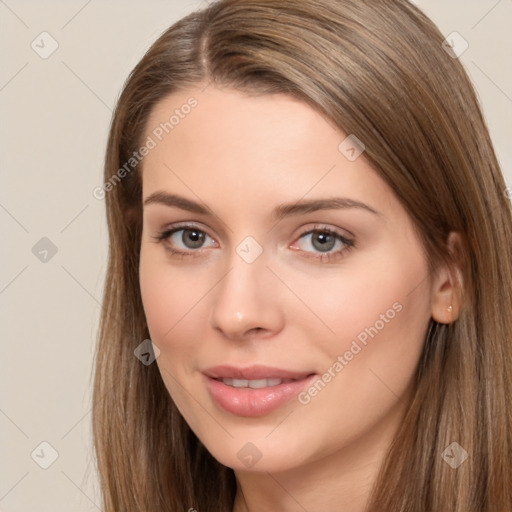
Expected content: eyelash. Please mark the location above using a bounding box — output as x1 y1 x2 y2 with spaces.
151 223 355 263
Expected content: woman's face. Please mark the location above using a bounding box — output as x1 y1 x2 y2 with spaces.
139 85 435 473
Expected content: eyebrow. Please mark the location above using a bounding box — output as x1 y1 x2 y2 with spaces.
143 191 380 220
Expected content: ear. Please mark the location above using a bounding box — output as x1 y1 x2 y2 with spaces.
430 231 463 324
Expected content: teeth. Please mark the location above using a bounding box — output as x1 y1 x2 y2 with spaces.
220 378 293 388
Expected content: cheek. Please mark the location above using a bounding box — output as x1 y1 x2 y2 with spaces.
139 246 205 344
280 247 430 356
139 262 176 341
296 240 432 427
139 252 205 411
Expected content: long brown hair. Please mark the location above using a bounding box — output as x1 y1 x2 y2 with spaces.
92 1 512 510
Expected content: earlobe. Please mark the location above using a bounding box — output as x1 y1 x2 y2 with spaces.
430 232 463 324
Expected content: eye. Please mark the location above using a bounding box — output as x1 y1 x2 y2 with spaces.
151 224 216 257
151 223 354 263
169 228 210 250
290 225 354 262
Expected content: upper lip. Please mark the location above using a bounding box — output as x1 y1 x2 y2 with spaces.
202 365 314 380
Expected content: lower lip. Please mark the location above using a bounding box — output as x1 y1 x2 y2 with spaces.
204 374 317 417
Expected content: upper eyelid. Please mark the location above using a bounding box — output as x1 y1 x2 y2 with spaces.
161 221 213 235
297 224 352 238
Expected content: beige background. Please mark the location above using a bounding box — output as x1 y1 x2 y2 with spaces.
1 1 511 510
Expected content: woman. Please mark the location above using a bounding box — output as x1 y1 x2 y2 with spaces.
93 0 512 510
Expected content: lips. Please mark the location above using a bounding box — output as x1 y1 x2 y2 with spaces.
202 364 313 381
202 365 316 417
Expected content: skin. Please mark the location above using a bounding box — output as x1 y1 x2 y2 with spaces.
138 84 460 512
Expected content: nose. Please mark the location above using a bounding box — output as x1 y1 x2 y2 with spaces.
209 252 284 341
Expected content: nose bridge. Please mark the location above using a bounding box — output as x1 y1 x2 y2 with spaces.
209 238 283 339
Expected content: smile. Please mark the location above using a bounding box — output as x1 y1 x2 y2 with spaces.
203 365 317 417
218 378 295 388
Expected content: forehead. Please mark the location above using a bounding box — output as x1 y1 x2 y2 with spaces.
140 86 397 220
144 85 338 162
